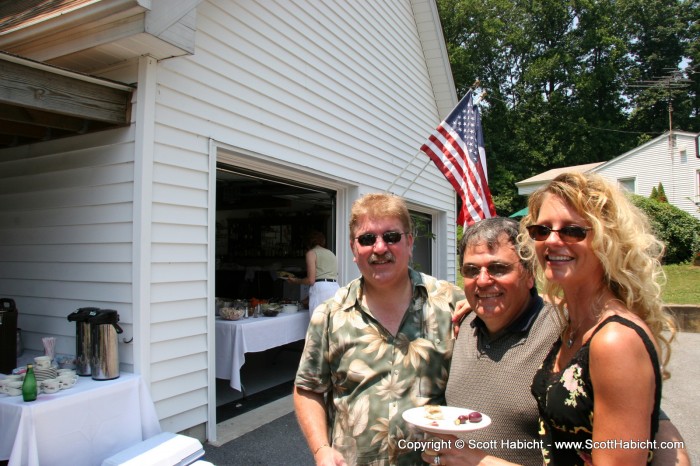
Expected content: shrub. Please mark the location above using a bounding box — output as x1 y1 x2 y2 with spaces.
656 183 668 203
629 194 700 264
650 185 658 200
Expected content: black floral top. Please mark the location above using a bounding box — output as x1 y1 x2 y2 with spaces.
531 315 662 465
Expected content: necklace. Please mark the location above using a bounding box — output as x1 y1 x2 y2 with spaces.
566 321 580 348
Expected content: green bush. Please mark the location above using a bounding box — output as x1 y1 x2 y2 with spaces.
629 194 700 264
649 182 668 203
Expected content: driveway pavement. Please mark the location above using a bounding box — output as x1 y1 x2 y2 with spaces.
661 331 699 464
203 330 699 465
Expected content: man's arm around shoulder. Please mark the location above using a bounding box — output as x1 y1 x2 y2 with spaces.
652 420 690 466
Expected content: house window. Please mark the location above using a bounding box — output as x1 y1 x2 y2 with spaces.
410 211 433 275
618 177 636 193
680 149 688 164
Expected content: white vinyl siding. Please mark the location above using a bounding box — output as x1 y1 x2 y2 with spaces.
147 0 456 435
0 0 458 440
0 128 136 365
595 132 700 220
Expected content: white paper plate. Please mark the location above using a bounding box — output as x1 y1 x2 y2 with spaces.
402 406 491 434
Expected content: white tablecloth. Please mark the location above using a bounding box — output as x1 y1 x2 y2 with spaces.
215 310 311 391
0 373 161 466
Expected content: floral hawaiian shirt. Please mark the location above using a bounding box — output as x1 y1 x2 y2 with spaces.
295 269 464 466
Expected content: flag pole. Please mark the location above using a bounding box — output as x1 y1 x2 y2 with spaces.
399 157 432 197
399 88 489 198
385 90 473 195
384 148 425 194
386 82 482 198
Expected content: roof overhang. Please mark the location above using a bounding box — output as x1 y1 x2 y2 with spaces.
0 51 134 148
515 162 605 196
410 0 458 118
0 0 200 72
0 0 201 149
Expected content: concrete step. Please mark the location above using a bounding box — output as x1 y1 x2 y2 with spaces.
666 305 700 333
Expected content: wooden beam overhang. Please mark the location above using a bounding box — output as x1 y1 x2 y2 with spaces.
0 52 133 149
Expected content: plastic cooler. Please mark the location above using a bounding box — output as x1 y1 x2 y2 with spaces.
101 432 207 466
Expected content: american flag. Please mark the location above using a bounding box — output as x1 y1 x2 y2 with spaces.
420 91 496 226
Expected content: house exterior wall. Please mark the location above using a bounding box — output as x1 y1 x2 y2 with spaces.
593 132 700 221
0 127 137 367
0 0 458 440
515 133 700 221
148 0 457 436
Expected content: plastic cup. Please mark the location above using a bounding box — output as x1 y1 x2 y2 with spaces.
332 436 357 466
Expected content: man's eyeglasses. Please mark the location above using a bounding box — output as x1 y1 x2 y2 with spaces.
525 225 592 243
461 262 517 279
355 231 408 247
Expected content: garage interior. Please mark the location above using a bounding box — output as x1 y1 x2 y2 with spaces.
214 164 337 303
214 164 337 418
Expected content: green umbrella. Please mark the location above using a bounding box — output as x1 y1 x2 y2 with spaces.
509 207 528 218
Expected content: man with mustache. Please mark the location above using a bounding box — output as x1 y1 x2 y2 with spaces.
294 193 464 466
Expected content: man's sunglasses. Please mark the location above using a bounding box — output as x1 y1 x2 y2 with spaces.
526 225 592 243
355 231 408 247
461 262 517 279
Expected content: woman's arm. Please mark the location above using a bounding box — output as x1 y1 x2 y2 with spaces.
589 322 657 466
289 249 317 286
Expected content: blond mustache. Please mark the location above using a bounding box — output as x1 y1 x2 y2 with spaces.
369 253 395 264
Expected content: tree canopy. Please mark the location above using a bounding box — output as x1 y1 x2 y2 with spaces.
438 0 699 214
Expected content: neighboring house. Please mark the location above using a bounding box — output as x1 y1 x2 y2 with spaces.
516 132 700 220
0 0 459 442
515 161 605 196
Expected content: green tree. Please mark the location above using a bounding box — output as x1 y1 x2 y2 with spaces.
437 0 699 214
630 194 700 263
656 182 668 203
622 0 699 134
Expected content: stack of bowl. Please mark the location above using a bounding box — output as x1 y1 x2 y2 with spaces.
261 304 281 317
1 374 24 396
281 302 299 314
219 307 245 320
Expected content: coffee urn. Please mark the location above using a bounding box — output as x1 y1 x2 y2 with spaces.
67 307 100 376
89 309 123 380
0 298 19 374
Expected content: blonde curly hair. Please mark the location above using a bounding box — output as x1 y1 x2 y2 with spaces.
519 172 676 377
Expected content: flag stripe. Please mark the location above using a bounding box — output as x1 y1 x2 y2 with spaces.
419 91 496 226
421 129 487 221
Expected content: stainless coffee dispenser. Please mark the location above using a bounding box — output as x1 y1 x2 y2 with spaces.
67 307 100 376
89 309 123 380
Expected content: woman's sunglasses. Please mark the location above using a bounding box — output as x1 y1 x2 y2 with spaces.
461 262 517 279
355 231 408 247
526 225 592 243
